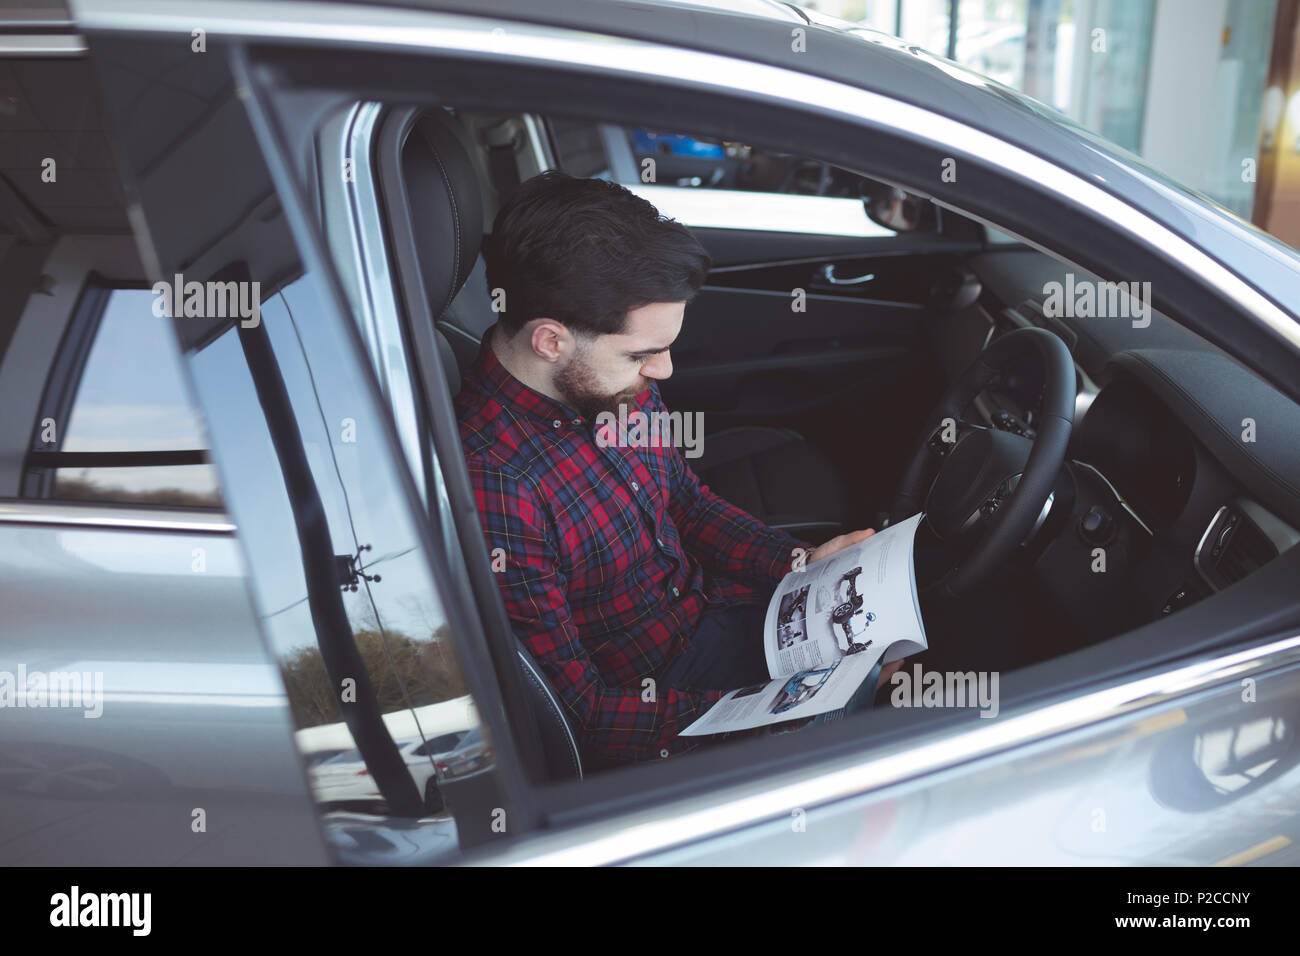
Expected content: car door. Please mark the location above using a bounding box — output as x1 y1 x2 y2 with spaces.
62 18 563 863
0 53 326 864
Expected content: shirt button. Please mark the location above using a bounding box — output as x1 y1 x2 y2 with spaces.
552 419 561 428
671 586 680 597
630 481 639 491
656 538 664 547
571 419 582 425
660 748 670 758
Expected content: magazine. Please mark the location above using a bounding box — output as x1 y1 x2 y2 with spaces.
680 512 927 736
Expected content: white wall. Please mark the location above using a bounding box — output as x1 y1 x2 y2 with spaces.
1139 0 1230 189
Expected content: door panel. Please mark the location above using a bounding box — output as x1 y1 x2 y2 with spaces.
0 515 326 865
666 245 952 413
664 240 962 523
0 54 327 863
666 286 919 416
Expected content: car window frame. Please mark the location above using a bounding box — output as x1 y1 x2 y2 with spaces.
325 83 1300 832
68 30 560 858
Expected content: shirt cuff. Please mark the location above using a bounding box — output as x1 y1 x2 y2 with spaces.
759 530 817 587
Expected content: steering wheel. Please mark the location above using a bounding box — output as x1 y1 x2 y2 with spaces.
889 327 1075 602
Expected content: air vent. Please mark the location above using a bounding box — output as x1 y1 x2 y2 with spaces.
1194 506 1280 591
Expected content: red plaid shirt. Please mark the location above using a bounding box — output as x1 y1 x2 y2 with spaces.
455 332 811 764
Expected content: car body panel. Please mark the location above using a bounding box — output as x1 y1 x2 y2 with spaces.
0 512 330 865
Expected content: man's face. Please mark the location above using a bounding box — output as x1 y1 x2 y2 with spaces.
554 301 683 419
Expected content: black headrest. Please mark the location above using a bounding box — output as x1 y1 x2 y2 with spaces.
400 110 485 321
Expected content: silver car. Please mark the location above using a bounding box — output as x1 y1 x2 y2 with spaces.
1 0 1298 869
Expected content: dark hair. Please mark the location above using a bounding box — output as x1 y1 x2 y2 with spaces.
483 170 712 337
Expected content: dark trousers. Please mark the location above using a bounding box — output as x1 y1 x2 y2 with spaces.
661 601 771 692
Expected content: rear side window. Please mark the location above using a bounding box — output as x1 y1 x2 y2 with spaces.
22 282 223 508
0 57 222 512
544 116 891 236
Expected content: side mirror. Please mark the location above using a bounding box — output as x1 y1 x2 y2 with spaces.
861 180 937 233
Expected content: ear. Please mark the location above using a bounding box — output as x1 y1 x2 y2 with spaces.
527 318 572 363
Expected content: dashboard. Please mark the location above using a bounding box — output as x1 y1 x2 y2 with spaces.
945 267 1300 636
1070 375 1196 531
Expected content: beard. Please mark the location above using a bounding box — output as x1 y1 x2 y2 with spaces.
554 349 647 421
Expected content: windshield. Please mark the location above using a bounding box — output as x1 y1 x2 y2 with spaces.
794 10 1300 281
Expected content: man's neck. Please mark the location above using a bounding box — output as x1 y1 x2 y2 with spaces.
488 323 566 405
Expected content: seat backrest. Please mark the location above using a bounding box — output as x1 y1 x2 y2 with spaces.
405 112 584 783
438 255 496 374
400 111 484 321
398 109 507 379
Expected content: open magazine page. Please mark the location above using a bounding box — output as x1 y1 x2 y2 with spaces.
680 512 927 737
764 511 927 678
679 650 884 736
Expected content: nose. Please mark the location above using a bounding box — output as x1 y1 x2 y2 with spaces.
642 350 672 380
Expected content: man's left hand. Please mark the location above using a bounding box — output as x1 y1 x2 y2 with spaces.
807 527 875 566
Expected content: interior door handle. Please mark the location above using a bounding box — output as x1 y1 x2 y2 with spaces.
820 264 875 285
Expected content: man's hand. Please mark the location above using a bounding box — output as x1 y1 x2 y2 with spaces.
876 658 904 690
806 527 875 566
